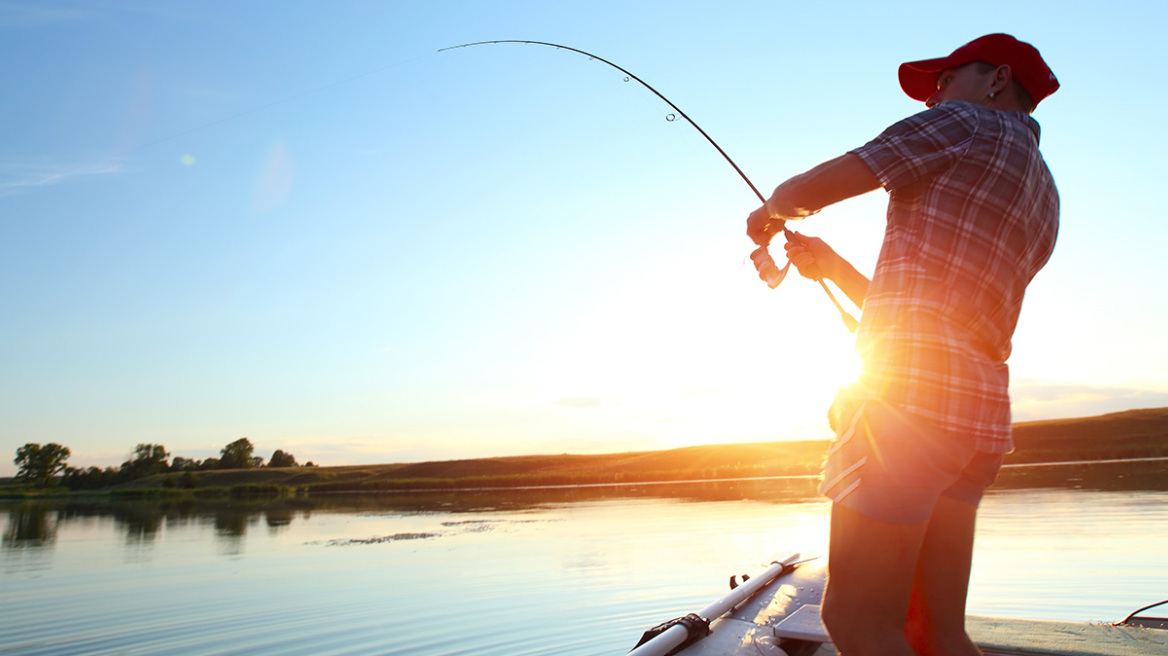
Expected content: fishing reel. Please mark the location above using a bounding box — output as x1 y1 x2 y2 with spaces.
749 226 801 289
750 233 859 333
750 246 789 289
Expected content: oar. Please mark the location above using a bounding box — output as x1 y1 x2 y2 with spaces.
627 551 802 656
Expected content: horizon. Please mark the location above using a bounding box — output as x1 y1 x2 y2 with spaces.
7 405 1164 478
4 2 1168 477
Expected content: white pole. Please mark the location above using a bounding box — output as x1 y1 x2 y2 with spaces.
626 552 801 656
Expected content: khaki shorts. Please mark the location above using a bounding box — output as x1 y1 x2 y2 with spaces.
819 401 1004 524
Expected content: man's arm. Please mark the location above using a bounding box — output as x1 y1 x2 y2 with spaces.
769 152 882 216
746 152 882 246
784 233 870 309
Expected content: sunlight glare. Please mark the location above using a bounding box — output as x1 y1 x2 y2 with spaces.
515 250 862 448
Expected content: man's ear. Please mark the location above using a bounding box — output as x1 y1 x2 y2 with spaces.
992 63 1035 112
990 64 1014 95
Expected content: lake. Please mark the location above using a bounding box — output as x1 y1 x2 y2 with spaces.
2 477 1167 655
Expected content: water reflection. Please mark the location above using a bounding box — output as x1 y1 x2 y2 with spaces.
1 503 58 549
118 504 164 542
2 470 1167 656
997 458 1168 491
0 498 317 552
0 482 819 553
3 458 1165 556
213 510 252 537
265 509 294 529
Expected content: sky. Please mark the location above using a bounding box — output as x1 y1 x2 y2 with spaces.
3 0 1167 476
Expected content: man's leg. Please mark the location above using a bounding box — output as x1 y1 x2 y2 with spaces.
822 501 930 656
904 496 983 656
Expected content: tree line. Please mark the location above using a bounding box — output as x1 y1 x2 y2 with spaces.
11 439 314 490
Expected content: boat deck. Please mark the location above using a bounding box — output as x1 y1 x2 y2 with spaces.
970 616 1168 656
802 617 1168 656
662 556 1167 656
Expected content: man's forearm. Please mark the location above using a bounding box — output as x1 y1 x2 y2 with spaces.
783 234 871 310
769 153 879 309
767 153 882 218
824 257 871 310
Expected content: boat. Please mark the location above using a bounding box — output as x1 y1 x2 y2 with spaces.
627 552 1168 656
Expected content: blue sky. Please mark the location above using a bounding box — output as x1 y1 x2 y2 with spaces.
3 0 1167 475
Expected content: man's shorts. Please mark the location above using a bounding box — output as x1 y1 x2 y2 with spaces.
819 401 1004 524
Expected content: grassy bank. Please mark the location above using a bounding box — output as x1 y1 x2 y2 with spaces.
3 407 1166 497
1008 407 1168 462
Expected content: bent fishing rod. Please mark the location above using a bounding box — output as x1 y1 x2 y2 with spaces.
440 39 859 332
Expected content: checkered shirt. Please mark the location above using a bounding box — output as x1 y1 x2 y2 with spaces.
847 101 1059 453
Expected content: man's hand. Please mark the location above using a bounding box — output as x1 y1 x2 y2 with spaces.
783 232 871 310
746 204 785 247
747 196 821 246
783 232 836 281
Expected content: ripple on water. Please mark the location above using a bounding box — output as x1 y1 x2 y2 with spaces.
2 488 1165 654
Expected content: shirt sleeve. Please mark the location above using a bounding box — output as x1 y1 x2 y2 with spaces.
850 102 980 192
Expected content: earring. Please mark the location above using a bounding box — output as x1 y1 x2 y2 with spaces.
988 92 996 99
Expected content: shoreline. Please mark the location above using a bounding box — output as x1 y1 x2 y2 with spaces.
3 407 1167 498
4 456 1167 502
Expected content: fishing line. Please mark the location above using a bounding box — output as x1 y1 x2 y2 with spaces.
440 40 859 332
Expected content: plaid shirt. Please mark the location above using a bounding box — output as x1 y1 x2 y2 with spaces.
846 101 1059 453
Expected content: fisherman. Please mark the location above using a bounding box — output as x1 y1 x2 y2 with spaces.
746 34 1060 656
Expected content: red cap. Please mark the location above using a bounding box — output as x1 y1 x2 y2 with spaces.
898 34 1059 107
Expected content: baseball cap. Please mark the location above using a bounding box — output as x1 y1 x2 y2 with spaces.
898 34 1059 107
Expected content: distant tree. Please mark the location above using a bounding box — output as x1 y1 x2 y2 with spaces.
250 456 265 468
63 466 103 490
170 456 201 472
62 464 125 490
60 466 82 489
14 443 71 487
268 450 298 468
124 443 170 478
198 457 221 471
219 438 256 469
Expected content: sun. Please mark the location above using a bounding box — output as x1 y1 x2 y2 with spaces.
512 254 863 449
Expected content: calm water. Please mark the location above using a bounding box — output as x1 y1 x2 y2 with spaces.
2 481 1167 656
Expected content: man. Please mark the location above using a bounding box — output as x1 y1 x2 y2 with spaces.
746 34 1060 656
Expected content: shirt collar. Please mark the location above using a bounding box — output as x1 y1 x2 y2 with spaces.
936 100 1043 143
1017 113 1042 144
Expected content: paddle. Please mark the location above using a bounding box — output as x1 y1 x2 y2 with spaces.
627 552 803 656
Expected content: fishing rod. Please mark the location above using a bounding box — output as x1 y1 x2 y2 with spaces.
439 40 859 332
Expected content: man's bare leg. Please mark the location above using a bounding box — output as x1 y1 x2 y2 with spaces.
821 502 930 656
904 496 983 656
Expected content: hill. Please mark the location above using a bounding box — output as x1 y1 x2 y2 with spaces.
5 407 1166 495
132 439 833 493
1009 407 1168 462
122 406 1168 493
